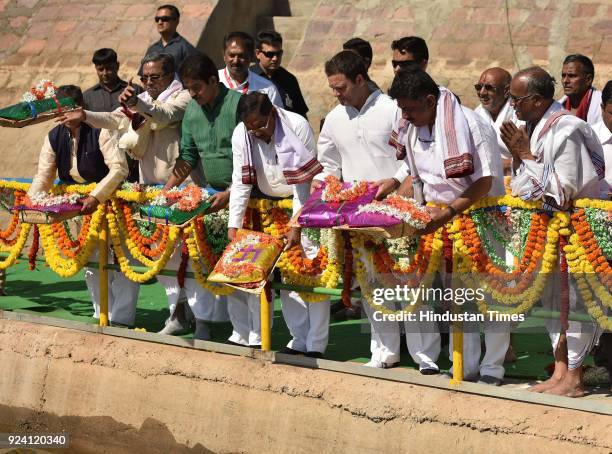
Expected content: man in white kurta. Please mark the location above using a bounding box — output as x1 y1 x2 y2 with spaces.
218 31 282 108
502 66 606 397
314 51 420 369
386 69 508 384
228 93 327 351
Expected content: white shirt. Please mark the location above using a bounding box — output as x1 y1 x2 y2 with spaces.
395 107 505 205
316 89 402 182
218 67 283 108
475 100 524 159
511 102 603 207
592 120 612 196
229 109 314 229
558 88 603 126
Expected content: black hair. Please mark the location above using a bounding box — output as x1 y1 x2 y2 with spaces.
563 54 594 78
343 37 373 63
390 36 429 64
56 85 84 107
256 30 283 49
92 48 118 66
180 52 218 83
141 52 175 75
324 50 368 83
157 4 180 19
602 80 612 105
237 92 273 123
388 67 440 101
515 66 556 99
223 31 255 56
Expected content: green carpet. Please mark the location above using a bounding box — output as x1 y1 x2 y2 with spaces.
0 259 584 381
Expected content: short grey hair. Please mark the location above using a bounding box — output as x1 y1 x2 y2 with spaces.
141 52 175 75
514 66 556 99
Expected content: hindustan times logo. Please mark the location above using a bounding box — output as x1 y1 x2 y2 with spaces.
372 285 485 306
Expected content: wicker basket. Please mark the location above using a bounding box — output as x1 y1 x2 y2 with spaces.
17 208 81 224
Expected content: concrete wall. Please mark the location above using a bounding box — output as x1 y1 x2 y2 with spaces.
1 319 611 453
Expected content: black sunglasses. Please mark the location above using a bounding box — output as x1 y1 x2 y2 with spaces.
474 83 498 92
154 15 176 23
260 50 283 59
140 74 166 83
392 59 418 69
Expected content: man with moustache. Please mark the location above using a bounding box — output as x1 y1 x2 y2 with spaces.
218 31 282 107
558 54 602 125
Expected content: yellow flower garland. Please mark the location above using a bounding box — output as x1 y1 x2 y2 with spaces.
38 205 103 277
0 222 31 269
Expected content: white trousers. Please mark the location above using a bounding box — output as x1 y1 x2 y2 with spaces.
86 249 140 326
448 320 511 380
156 241 217 321
227 290 273 346
362 302 441 368
281 290 330 353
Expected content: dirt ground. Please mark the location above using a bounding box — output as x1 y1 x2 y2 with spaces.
0 319 611 454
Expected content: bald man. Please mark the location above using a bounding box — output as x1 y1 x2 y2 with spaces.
474 67 524 174
501 66 606 397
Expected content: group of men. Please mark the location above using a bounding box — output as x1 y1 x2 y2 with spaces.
25 4 611 397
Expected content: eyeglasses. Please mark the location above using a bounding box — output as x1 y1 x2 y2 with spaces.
509 93 536 104
392 60 418 69
140 74 166 83
247 112 272 135
260 50 283 59
474 83 498 92
154 15 175 23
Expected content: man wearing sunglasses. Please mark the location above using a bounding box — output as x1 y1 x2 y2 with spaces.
140 4 197 77
474 67 524 175
218 31 283 108
502 67 606 398
390 36 428 75
252 30 309 119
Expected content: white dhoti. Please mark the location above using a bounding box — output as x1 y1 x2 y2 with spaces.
403 304 442 370
156 241 217 321
227 290 273 346
361 301 401 364
86 249 140 326
280 234 330 353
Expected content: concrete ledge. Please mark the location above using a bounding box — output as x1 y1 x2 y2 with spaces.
1 318 611 453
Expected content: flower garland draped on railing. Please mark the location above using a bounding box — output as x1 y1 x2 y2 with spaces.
0 180 610 328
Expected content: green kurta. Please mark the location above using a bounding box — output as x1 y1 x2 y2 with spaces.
179 85 241 189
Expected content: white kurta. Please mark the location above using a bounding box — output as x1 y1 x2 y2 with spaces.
218 68 283 108
227 108 328 350
592 120 612 195
512 101 604 369
558 88 603 126
475 100 524 160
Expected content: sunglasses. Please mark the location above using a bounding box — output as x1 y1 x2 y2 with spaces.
140 74 166 83
154 15 175 23
392 60 418 69
260 50 283 59
474 83 499 92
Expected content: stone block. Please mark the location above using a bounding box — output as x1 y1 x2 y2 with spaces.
53 21 77 35
570 3 600 17
97 4 126 19
182 3 213 18
27 21 54 39
392 6 413 20
34 6 59 20
10 16 29 29
331 20 357 38
305 20 333 38
16 0 39 8
591 19 612 35
17 38 46 55
0 33 21 50
125 3 155 18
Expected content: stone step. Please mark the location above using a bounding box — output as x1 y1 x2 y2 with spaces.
262 16 309 41
287 0 319 17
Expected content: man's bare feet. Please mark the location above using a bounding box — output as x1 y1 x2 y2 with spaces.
528 375 562 393
544 368 585 398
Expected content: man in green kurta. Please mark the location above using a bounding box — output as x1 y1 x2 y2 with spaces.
164 53 241 208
